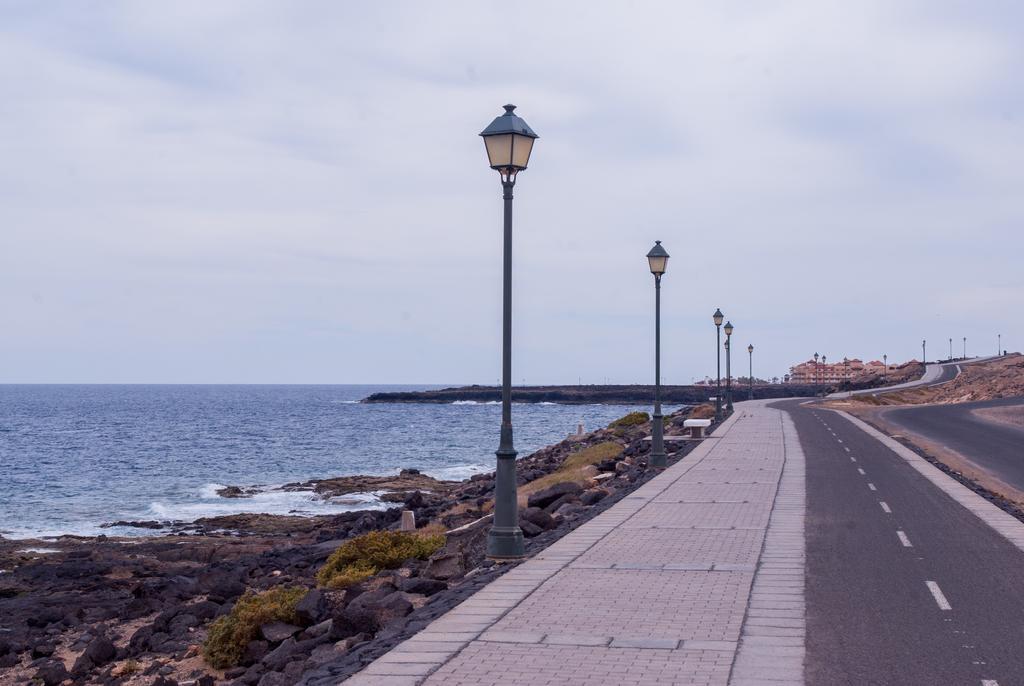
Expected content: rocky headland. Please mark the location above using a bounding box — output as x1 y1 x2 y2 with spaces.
362 383 819 404
0 404 720 686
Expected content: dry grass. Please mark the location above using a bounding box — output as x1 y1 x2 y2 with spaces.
689 403 715 419
516 441 622 506
316 530 445 590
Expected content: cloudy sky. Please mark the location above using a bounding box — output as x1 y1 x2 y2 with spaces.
1 1 1020 384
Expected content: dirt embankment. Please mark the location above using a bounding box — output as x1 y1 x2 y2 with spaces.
841 354 1024 407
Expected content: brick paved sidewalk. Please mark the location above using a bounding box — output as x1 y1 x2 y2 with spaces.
344 401 806 685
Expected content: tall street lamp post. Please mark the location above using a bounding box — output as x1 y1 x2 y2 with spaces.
713 309 724 420
747 344 754 401
844 357 850 387
949 337 953 360
480 104 538 560
883 353 888 383
923 339 927 364
963 336 967 359
647 241 669 469
822 355 827 388
724 321 734 412
814 352 820 387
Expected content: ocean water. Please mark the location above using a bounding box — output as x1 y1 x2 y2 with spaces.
0 385 669 539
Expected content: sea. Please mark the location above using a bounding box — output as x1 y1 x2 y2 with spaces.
0 385 669 540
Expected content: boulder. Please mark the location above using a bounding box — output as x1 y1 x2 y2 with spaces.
294 589 326 625
518 519 543 537
340 589 414 634
260 637 297 672
422 552 464 581
521 506 555 530
398 577 447 596
580 488 608 506
84 634 116 666
301 619 333 640
243 639 270 666
527 481 583 509
35 660 70 686
257 672 287 686
260 621 301 644
542 493 581 514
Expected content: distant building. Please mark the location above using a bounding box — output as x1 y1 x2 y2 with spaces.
787 357 897 384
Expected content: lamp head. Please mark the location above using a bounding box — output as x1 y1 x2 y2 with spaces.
646 240 669 276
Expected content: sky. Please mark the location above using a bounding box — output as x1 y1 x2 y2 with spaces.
0 1 1020 384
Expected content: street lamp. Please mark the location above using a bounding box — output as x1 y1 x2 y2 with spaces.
747 344 754 401
949 337 953 361
813 352 820 386
883 353 888 383
822 355 827 387
963 336 967 359
922 339 927 364
843 356 850 387
724 321 734 412
480 104 538 560
713 309 724 420
647 241 669 469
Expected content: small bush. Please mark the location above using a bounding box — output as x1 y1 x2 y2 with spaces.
316 530 445 590
606 413 647 430
202 586 306 669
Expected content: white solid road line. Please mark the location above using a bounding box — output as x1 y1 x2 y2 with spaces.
868 483 877 491
857 468 866 475
880 501 892 513
897 530 912 547
926 580 952 610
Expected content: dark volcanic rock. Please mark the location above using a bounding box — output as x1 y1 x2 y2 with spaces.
294 589 326 625
521 506 556 530
260 621 302 643
84 634 116 666
527 481 583 509
398 577 447 596
35 659 70 686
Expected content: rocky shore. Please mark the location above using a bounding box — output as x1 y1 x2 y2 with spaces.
0 405 720 686
362 383 818 404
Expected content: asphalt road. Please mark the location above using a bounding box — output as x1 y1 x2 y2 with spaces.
880 396 1024 492
778 399 1024 685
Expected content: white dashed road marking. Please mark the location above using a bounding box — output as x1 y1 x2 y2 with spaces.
926 581 952 610
837 438 843 443
843 446 850 452
897 531 912 547
850 457 857 462
982 680 999 686
868 483 877 491
880 501 892 513
857 468 866 475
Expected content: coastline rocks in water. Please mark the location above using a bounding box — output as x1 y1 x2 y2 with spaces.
216 485 261 499
284 471 457 498
100 519 167 530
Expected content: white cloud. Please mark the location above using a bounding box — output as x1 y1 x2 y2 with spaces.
0 1 1020 382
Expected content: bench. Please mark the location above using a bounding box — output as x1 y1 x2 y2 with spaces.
683 418 712 439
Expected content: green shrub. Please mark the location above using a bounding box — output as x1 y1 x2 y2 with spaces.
202 586 306 669
316 530 445 590
609 411 649 430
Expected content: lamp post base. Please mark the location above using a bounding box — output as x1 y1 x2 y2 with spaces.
486 526 525 559
650 452 667 469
